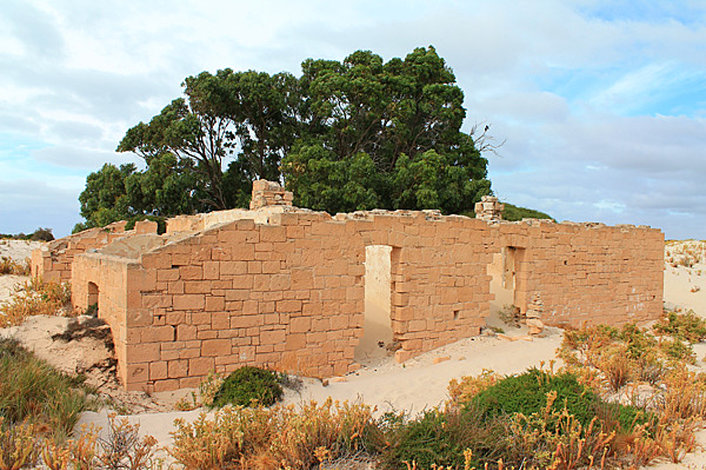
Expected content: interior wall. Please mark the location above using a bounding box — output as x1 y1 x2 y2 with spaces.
354 245 393 363
487 251 514 318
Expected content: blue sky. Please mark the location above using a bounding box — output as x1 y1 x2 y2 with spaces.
1 0 705 239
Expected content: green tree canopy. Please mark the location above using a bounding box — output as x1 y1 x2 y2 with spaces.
77 46 495 231
282 47 490 214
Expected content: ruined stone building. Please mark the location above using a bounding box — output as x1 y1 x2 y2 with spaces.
31 181 664 392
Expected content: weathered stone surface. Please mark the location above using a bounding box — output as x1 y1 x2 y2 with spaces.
37 180 663 392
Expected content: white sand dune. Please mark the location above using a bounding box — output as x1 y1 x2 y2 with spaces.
0 239 42 262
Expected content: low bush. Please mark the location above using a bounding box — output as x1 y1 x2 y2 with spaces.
471 370 592 427
655 310 706 343
501 394 615 469
0 338 97 440
0 257 30 276
211 366 284 408
559 323 681 389
30 227 54 242
447 369 499 407
497 202 555 222
171 399 377 469
0 228 54 241
0 277 72 327
0 418 36 469
377 406 505 470
1 414 159 469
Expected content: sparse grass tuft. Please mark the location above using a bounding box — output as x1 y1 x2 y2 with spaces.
497 304 521 328
654 309 706 343
0 257 30 276
0 338 98 441
171 398 377 469
0 277 72 327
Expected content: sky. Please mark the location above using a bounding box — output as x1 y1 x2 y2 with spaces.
1 0 705 239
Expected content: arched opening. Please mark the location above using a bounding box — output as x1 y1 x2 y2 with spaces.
354 245 393 364
87 282 99 316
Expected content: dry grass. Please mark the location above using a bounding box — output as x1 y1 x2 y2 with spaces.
0 277 73 327
554 320 706 467
447 369 500 407
665 240 706 268
1 414 160 470
171 398 377 470
0 256 30 276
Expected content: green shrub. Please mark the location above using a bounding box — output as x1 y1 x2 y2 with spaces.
377 407 504 470
660 338 696 364
470 369 644 432
500 202 554 222
0 339 97 439
655 310 706 343
30 228 54 241
211 366 283 408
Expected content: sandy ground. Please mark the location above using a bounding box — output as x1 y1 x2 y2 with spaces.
0 239 42 302
0 238 42 262
651 240 706 470
664 240 706 315
4 239 706 467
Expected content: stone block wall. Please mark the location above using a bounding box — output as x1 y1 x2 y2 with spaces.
249 179 293 210
73 210 494 391
72 253 132 384
31 221 129 283
494 221 663 326
60 180 664 392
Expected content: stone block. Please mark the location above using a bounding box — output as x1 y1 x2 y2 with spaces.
180 266 202 280
149 361 168 380
203 261 219 279
290 317 311 333
189 357 215 376
261 330 286 345
202 339 232 356
173 294 205 310
276 299 301 313
177 324 197 341
221 261 247 275
141 325 175 343
168 360 188 378
205 296 225 311
153 379 180 392
125 343 160 363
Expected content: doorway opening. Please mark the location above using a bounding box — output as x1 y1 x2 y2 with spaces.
487 246 525 329
87 282 99 316
354 245 393 364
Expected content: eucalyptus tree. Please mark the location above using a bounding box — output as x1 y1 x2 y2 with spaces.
79 46 493 230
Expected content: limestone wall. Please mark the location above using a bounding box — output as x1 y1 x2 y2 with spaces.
72 253 131 384
31 221 129 283
61 185 663 393
69 208 663 393
495 221 663 326
74 211 491 391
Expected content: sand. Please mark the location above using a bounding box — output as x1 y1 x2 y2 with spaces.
5 239 706 467
0 239 42 262
664 240 706 315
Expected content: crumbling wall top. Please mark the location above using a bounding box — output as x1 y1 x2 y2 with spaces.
249 179 293 210
474 195 504 221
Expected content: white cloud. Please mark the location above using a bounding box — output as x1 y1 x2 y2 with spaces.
0 0 704 239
